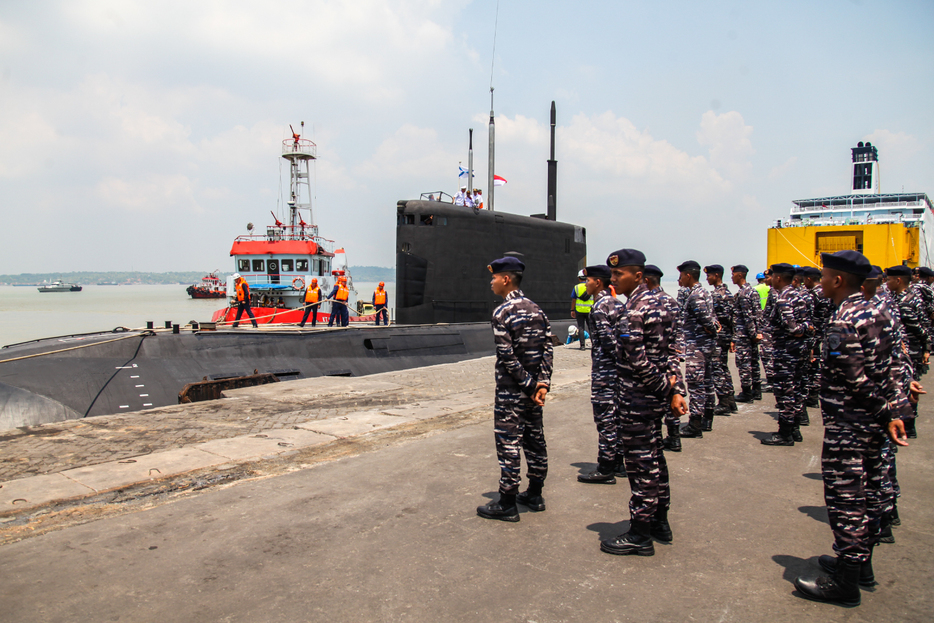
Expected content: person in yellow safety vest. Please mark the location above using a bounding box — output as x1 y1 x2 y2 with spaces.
570 269 593 349
232 273 258 328
373 281 389 326
299 277 322 328
328 276 350 327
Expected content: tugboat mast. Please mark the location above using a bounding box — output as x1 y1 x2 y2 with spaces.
282 121 317 235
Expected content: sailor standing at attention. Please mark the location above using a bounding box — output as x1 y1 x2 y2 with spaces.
454 185 469 206
299 277 322 328
477 257 554 522
372 281 389 326
794 250 912 608
729 265 763 403
705 264 737 415
601 249 686 556
231 273 258 328
571 270 594 350
676 260 720 439
577 264 626 484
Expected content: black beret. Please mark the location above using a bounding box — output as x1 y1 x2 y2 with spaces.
488 256 525 274
868 265 884 279
704 264 724 274
803 266 822 278
770 263 796 276
677 260 700 272
885 264 912 277
606 249 646 268
820 251 871 276
731 264 749 274
919 266 934 278
583 265 612 281
644 264 663 278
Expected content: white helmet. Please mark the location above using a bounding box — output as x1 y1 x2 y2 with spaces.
568 325 578 336
232 273 241 280
578 269 586 279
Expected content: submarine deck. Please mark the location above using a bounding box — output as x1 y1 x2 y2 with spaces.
0 348 932 622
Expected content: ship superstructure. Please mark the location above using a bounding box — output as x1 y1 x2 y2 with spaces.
767 142 934 268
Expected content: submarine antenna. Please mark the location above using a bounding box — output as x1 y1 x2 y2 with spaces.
547 101 557 221
467 128 474 199
487 0 499 212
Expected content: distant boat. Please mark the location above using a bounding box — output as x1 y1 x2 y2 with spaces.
186 271 227 299
97 281 119 286
38 280 82 293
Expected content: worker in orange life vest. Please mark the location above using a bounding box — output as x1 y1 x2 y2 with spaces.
299 278 322 328
373 281 389 325
232 273 258 328
328 276 350 327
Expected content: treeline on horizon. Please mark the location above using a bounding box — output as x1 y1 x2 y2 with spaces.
0 266 395 285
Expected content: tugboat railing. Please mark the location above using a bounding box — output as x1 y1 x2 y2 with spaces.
282 138 316 159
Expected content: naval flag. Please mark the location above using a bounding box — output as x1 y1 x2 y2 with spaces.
458 166 474 178
493 175 507 187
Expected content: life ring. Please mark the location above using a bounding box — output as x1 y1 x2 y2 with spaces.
292 277 305 290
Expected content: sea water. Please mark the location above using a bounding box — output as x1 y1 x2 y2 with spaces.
0 282 395 346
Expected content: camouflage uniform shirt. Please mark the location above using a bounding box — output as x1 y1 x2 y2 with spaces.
492 289 555 396
588 289 623 405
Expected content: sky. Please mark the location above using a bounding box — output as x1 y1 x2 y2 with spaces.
1 0 933 275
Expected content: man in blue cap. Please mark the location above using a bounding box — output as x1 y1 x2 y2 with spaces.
730 264 762 403
477 256 555 522
794 250 912 607
577 264 626 484
676 260 720 438
705 264 736 415
761 263 813 446
601 249 686 557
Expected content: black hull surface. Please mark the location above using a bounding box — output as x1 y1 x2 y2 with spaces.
0 321 571 430
395 201 587 324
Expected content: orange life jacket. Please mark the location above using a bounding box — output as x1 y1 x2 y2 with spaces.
236 280 248 303
374 289 386 305
305 286 320 304
335 284 349 302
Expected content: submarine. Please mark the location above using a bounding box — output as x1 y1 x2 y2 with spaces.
0 103 584 430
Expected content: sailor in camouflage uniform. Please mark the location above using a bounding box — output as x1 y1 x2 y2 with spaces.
794 251 912 608
705 264 737 415
761 263 813 446
677 260 720 438
804 266 835 408
730 265 762 403
886 265 929 439
792 267 816 429
644 265 685 452
601 249 687 557
578 265 626 484
760 270 777 392
477 257 554 522
910 266 934 376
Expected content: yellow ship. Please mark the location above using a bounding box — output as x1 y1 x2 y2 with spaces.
767 142 934 269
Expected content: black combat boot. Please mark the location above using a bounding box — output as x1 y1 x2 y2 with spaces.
650 507 673 543
797 409 810 426
517 479 545 512
762 382 773 394
879 515 895 543
680 419 704 439
663 424 682 452
761 424 794 446
752 381 763 401
791 424 803 443
819 552 876 588
735 385 754 403
614 458 627 478
600 521 655 556
806 391 819 408
891 503 900 527
714 395 731 415
727 394 738 413
702 406 714 432
477 493 520 522
578 466 617 485
905 418 917 439
795 558 861 607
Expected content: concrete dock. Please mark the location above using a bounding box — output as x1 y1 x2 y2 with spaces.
0 347 931 622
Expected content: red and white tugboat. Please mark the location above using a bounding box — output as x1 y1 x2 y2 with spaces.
212 124 377 326
186 271 226 299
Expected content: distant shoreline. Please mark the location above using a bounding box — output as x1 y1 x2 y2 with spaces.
0 267 395 286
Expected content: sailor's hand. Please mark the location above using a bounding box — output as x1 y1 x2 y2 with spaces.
909 380 926 405
532 384 549 406
729 342 736 353
924 352 930 365
670 394 687 416
888 419 909 447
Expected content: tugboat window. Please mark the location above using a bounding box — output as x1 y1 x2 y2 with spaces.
252 259 265 272
238 259 250 272
296 259 309 272
281 259 293 272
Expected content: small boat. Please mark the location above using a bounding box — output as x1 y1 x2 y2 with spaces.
37 281 82 293
186 271 227 299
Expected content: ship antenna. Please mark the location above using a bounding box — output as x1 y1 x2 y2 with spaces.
487 0 499 212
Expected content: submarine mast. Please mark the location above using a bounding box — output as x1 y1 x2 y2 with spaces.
547 101 557 221
488 88 495 212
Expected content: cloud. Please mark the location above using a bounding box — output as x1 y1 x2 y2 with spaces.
696 110 754 182
768 156 797 180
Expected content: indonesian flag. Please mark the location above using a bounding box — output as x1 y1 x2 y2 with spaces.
493 175 507 187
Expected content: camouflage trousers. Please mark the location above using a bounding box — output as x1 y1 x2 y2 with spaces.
733 334 760 388
759 332 774 381
806 342 821 395
714 335 734 396
685 342 718 422
880 439 900 502
618 403 670 523
494 391 547 495
771 344 806 428
822 424 890 564
591 401 620 471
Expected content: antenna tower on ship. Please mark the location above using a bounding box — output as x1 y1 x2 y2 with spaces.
282 121 317 236
851 141 880 195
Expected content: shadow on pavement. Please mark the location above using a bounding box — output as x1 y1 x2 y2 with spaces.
586 521 628 541
570 461 598 474
772 553 814 585
802 472 822 480
798 505 829 524
749 430 775 441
